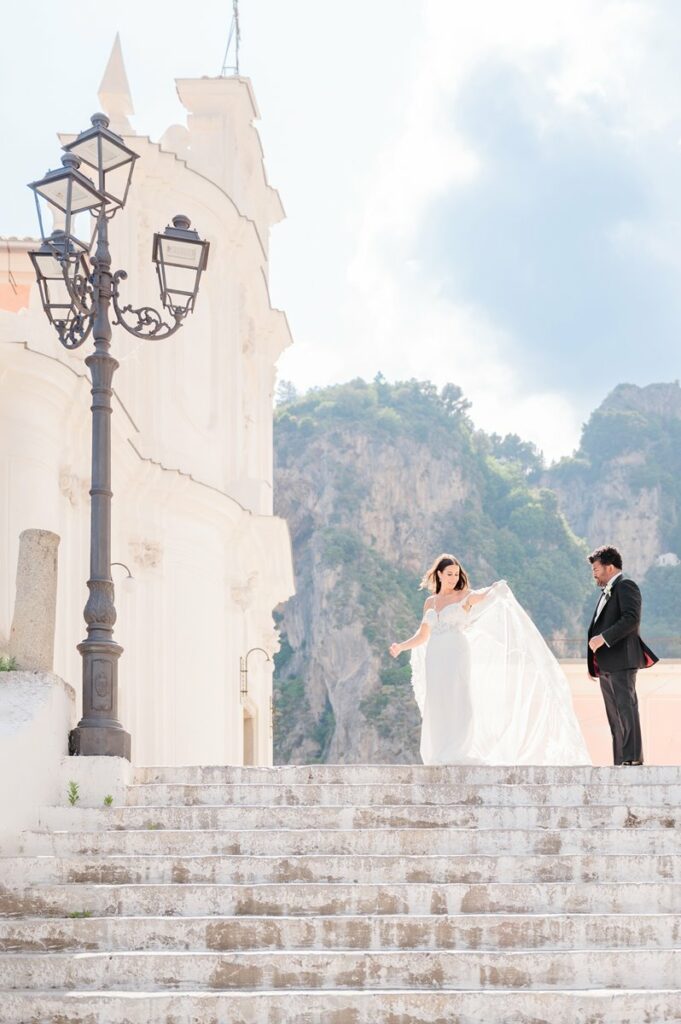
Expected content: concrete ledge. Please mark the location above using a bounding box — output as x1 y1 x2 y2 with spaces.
0 672 74 853
7 989 678 1024
53 755 132 813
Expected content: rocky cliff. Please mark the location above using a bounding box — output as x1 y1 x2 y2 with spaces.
547 382 681 578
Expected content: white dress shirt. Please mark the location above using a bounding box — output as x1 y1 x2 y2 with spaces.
594 571 622 640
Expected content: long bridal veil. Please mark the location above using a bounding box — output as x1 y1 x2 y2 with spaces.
411 581 591 765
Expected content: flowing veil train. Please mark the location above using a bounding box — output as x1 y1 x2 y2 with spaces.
410 581 591 765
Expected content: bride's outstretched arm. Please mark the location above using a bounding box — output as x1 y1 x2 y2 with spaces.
389 609 431 658
463 580 503 610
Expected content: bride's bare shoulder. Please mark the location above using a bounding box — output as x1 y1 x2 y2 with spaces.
423 595 435 611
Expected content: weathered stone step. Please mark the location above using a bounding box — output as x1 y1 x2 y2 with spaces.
5 947 681 990
3 881 679 918
2 913 681 953
24 825 681 857
34 803 681 833
134 764 681 785
4 852 677 886
125 781 681 807
6 987 681 1024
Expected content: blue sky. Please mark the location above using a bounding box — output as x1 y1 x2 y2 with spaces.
2 1 681 459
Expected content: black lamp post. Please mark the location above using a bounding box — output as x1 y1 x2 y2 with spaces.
28 113 210 759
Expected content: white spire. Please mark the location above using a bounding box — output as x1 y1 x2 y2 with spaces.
98 33 134 134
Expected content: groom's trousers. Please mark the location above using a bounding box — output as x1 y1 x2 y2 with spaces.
598 669 643 764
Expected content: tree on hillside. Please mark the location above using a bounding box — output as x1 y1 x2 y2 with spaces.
488 432 544 476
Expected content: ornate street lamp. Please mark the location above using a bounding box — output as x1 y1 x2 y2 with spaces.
28 113 210 760
28 152 105 249
28 231 92 348
152 215 210 317
63 113 138 211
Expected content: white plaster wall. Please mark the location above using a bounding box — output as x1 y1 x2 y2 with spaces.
0 76 294 768
0 336 291 767
0 672 75 853
563 659 681 766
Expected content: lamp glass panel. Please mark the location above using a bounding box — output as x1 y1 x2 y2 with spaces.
37 176 101 214
44 277 73 307
104 163 133 205
33 252 64 279
35 179 70 213
163 263 197 298
70 136 130 172
69 178 103 213
160 236 203 269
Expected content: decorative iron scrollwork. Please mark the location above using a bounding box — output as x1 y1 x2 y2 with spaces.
57 313 94 350
111 270 184 340
68 270 95 315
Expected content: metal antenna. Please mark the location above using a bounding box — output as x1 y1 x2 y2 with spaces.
221 0 241 76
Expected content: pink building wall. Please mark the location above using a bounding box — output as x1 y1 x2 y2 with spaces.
563 660 681 765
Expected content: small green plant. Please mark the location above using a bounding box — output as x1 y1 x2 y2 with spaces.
67 781 80 807
103 795 114 807
145 821 162 830
0 655 17 672
67 910 92 919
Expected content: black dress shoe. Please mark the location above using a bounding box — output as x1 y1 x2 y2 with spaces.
622 760 643 766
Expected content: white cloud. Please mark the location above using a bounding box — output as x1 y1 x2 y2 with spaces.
281 0 677 462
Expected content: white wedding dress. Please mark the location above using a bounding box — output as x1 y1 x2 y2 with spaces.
410 581 591 765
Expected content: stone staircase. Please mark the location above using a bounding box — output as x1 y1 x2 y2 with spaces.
2 764 681 1022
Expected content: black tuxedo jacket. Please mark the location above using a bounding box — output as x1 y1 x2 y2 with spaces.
587 575 658 679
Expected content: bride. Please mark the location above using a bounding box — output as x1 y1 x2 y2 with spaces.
389 553 591 765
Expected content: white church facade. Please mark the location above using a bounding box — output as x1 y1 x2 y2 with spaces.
0 40 294 767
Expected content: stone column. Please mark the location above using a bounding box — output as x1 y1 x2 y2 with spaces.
9 530 60 671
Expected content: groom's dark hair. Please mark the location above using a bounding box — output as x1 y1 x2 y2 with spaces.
588 545 623 570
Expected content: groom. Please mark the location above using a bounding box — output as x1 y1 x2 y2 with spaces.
587 545 658 765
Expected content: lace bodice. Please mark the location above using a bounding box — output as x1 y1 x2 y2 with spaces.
423 601 469 635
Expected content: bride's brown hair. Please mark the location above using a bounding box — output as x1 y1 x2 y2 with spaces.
420 553 469 594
